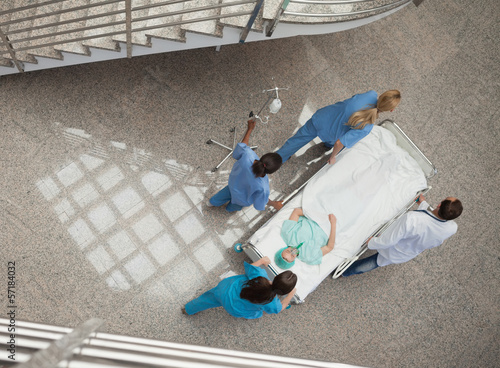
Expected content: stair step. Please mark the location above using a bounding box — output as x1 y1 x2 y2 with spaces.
181 0 222 37
82 0 122 51
28 1 64 60
0 0 407 76
263 0 360 23
0 54 14 67
219 0 263 32
142 1 186 43
113 0 152 47
262 0 281 20
2 0 38 64
112 0 187 46
0 4 13 65
281 2 361 24
54 0 91 56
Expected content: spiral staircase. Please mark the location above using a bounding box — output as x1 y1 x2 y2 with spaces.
0 0 414 76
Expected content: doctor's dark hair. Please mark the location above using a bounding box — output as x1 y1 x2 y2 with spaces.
252 153 282 177
438 198 463 220
240 271 297 304
346 90 401 130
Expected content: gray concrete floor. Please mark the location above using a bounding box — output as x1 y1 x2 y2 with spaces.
1 0 499 367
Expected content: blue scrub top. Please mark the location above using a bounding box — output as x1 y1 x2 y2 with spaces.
217 262 282 319
311 90 378 148
228 143 270 211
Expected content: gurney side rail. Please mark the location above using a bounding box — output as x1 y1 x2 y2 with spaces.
379 119 437 179
331 186 432 279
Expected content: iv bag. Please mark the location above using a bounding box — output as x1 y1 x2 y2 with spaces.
269 98 282 114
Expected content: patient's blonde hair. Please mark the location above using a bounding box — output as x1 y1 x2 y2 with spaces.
346 90 401 130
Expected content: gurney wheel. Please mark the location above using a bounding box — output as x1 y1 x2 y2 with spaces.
234 243 243 253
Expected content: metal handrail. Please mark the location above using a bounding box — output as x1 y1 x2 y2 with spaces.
284 0 411 17
240 0 264 43
291 0 382 3
0 0 123 25
266 0 408 36
0 0 82 16
0 0 255 56
131 0 256 25
2 0 255 38
132 0 191 12
0 0 412 73
0 11 253 55
0 28 24 72
7 20 128 45
3 10 126 36
0 319 365 367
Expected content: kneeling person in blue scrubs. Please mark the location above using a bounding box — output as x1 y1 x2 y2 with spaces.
183 256 297 319
209 119 283 212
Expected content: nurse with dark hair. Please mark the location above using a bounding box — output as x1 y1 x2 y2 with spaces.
183 256 297 319
208 119 283 212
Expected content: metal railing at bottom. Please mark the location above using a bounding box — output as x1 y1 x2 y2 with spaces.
0 318 369 368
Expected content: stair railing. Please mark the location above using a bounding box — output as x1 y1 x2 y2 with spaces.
0 27 24 72
0 318 367 368
0 0 415 73
0 0 258 73
267 0 412 36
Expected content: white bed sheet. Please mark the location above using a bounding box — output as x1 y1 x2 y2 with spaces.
248 126 427 300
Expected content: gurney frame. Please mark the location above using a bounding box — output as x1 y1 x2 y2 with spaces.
237 119 437 302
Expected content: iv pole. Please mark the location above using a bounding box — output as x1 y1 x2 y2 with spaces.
206 123 257 173
250 85 289 124
206 83 289 172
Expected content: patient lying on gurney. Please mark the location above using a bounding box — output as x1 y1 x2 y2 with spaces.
275 208 337 269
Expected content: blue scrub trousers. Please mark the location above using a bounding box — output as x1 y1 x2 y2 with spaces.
185 287 222 315
276 119 320 163
342 253 379 276
209 186 243 212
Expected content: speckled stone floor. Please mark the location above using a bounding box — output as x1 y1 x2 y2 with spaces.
1 0 499 367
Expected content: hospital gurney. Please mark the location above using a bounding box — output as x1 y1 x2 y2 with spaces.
235 120 437 304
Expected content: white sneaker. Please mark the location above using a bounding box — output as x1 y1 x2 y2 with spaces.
206 200 214 207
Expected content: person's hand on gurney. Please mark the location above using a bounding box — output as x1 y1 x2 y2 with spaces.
327 140 344 165
416 194 426 203
280 287 297 311
251 256 271 268
268 199 284 211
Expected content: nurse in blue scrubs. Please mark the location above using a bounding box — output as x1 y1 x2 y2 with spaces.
209 119 283 212
276 90 401 164
183 256 297 319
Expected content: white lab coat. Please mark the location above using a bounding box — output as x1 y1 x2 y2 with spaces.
368 201 458 267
